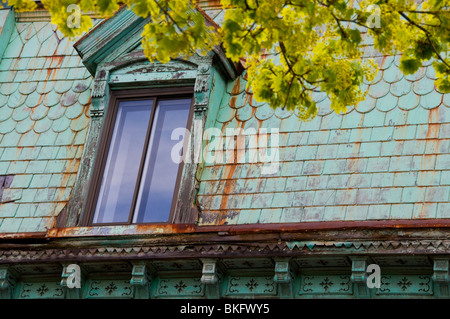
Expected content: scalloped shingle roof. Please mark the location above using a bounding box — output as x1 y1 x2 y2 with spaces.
0 17 92 233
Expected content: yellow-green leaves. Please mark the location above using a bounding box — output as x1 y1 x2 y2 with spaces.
8 0 449 114
140 0 217 63
41 0 93 38
220 0 450 116
2 0 36 11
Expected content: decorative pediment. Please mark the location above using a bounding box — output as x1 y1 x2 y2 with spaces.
108 54 200 87
74 5 239 81
74 5 240 118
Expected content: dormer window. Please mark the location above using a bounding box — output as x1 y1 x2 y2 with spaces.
62 6 240 230
87 89 193 225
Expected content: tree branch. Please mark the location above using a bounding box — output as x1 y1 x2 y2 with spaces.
399 11 450 69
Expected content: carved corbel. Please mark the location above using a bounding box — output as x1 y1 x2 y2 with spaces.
432 258 450 298
130 261 153 299
273 258 294 298
0 266 17 299
200 258 221 298
350 256 371 298
194 62 213 115
90 69 110 119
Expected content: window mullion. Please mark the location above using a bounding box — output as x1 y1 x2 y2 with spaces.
127 97 158 225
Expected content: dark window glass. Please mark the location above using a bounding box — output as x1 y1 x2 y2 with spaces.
133 99 191 223
93 100 153 224
92 97 191 225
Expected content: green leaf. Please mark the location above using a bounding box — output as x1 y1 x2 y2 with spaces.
399 58 422 75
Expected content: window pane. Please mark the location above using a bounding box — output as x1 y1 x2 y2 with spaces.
133 99 191 223
93 100 153 224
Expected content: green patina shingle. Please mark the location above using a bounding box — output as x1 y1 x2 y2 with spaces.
198 51 450 225
0 7 448 232
0 15 92 233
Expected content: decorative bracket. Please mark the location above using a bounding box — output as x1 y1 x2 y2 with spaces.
273 258 294 298
89 69 110 119
432 258 450 298
350 256 371 298
194 61 213 115
130 261 153 299
0 266 17 299
200 258 221 298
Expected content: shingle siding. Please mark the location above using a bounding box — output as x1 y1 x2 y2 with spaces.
0 18 92 233
198 54 450 225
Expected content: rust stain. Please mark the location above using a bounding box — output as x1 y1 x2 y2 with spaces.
61 173 71 188
46 218 450 239
231 77 241 95
134 223 196 234
426 125 440 139
379 55 387 69
229 96 236 108
429 106 440 124
48 223 196 238
229 78 242 109
45 68 53 81
423 107 440 167
217 210 228 226
426 108 440 139
197 0 222 10
219 164 237 210
52 56 64 67
417 201 435 219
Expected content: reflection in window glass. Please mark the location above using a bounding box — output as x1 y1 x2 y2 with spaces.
93 100 153 224
133 99 191 223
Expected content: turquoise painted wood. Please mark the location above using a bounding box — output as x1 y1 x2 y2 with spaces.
0 5 449 301
7 270 437 299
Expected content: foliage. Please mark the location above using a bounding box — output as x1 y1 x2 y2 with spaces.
5 0 450 120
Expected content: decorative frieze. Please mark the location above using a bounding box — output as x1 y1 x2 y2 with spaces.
0 256 446 299
154 277 204 298
17 281 65 299
224 276 277 296
298 275 353 295
376 275 432 296
85 279 133 299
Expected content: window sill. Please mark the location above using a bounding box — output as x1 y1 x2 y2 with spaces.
47 224 196 238
47 219 450 239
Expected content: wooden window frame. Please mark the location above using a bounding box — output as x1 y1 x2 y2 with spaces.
82 87 195 226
